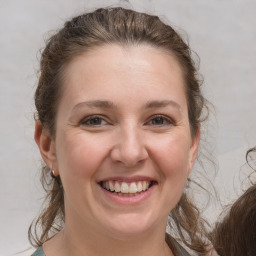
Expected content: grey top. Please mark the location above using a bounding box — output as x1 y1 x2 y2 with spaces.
170 238 191 256
31 246 45 256
31 236 190 256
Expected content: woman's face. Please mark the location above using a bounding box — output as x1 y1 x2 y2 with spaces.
46 45 199 238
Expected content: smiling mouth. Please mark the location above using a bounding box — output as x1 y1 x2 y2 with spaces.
99 180 156 197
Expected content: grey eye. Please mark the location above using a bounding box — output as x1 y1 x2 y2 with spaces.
151 116 165 125
81 116 107 126
87 117 103 125
148 116 172 126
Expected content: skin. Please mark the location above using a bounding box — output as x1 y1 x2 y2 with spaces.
35 44 199 256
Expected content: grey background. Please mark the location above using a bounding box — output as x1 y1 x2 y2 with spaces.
1 0 256 255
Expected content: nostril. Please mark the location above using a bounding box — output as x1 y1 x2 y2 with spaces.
110 150 148 168
110 135 148 167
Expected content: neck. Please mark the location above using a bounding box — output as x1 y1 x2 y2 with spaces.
47 219 173 256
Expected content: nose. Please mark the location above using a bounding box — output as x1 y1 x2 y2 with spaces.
110 124 148 167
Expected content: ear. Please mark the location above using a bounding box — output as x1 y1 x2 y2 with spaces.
187 127 200 175
34 120 59 175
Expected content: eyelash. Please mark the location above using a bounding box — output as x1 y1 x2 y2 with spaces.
80 115 109 127
80 114 174 128
145 115 174 127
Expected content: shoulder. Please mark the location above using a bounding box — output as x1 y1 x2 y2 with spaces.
166 234 191 256
172 240 191 256
30 247 45 256
14 248 38 256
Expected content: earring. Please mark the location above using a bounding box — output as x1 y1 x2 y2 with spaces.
184 179 190 193
51 169 56 178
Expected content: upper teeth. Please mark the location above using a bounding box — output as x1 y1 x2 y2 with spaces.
102 181 151 193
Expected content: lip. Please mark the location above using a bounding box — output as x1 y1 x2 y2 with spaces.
98 182 156 205
98 175 155 183
97 175 158 205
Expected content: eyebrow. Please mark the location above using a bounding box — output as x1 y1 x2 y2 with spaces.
72 100 117 111
72 100 181 112
145 100 181 111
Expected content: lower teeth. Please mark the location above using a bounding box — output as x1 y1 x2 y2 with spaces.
116 192 141 196
105 190 147 196
101 181 153 196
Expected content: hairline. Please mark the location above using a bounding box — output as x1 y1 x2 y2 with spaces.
51 42 192 136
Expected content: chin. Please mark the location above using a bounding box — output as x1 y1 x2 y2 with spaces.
102 213 159 239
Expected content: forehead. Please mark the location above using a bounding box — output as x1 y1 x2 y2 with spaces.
61 44 186 107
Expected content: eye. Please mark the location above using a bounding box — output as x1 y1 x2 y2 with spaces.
80 115 108 127
146 115 174 127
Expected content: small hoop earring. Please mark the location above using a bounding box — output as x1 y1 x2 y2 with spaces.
184 179 190 193
51 169 56 178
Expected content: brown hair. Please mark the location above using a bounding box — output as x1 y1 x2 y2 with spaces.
30 7 211 254
210 147 256 256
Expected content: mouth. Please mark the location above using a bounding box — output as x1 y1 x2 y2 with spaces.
99 180 156 197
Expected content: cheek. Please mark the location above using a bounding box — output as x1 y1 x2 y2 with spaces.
149 134 191 179
55 132 110 179
151 135 191 210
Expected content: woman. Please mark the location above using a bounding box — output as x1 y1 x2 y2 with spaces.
210 147 256 256
30 7 212 256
